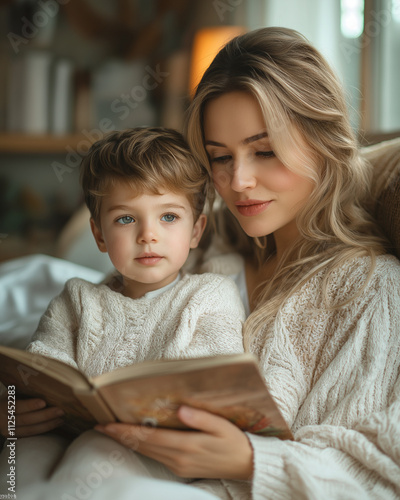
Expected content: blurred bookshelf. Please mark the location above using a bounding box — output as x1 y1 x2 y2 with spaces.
0 133 87 154
0 0 195 263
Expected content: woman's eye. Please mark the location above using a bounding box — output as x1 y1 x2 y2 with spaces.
210 155 232 165
161 213 177 223
116 216 134 225
257 151 275 159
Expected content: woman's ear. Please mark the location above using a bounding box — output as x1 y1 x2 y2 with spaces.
90 218 107 253
190 214 207 249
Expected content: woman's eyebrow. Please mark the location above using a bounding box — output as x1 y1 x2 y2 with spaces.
243 132 269 144
204 132 268 147
204 140 225 147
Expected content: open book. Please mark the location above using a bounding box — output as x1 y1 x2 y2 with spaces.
0 347 292 439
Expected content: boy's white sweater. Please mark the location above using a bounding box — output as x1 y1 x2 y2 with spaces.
27 273 245 377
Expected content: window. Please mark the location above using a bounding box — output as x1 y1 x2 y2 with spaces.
246 0 400 135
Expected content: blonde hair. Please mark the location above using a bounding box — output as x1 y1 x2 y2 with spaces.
185 27 387 346
80 127 210 226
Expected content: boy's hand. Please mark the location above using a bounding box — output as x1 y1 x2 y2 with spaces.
0 397 64 437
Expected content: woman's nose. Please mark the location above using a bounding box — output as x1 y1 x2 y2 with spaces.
230 160 256 192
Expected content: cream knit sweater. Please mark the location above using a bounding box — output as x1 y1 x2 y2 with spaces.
204 254 400 500
27 273 245 378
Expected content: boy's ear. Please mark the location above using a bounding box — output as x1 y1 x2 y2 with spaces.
190 214 207 249
90 218 107 253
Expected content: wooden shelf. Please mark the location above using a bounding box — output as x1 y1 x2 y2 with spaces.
0 133 89 154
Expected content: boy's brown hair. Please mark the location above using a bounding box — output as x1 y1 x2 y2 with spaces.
80 127 210 226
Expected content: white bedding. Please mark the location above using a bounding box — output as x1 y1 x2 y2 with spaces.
0 254 105 349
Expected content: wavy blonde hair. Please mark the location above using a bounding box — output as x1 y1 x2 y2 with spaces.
185 27 387 346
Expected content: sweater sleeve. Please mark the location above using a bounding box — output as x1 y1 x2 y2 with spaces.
178 275 245 358
247 386 400 499
246 259 400 499
27 279 82 369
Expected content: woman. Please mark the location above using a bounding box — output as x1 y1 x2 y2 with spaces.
3 27 400 499
96 26 400 498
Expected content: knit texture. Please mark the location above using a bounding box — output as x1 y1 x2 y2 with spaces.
207 254 400 499
28 273 245 378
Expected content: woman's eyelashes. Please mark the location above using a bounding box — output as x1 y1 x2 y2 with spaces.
210 150 275 164
210 154 232 164
256 150 275 158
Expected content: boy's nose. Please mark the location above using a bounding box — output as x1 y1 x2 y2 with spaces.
137 223 158 244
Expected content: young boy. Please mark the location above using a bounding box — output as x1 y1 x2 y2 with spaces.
27 127 245 378
0 128 245 495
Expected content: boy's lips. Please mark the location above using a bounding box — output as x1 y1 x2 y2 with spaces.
234 199 272 216
135 253 163 265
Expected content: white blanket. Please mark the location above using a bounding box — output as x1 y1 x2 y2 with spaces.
0 254 105 349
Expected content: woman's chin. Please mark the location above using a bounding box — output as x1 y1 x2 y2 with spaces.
241 226 271 239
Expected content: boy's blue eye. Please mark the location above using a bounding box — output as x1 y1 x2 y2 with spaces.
116 216 134 225
161 213 177 223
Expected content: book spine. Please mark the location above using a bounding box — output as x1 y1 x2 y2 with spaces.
22 51 52 134
73 69 92 132
6 56 23 132
51 58 74 135
74 388 116 425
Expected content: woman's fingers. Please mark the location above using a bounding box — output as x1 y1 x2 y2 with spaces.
96 422 181 452
96 406 254 480
96 406 235 447
95 423 203 477
176 406 231 435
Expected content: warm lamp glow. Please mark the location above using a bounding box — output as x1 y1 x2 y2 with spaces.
189 26 245 97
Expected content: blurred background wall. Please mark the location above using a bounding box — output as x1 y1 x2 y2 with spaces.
0 0 399 267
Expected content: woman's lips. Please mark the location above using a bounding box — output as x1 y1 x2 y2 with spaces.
235 200 272 216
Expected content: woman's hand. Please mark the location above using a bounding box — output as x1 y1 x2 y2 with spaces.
95 406 254 480
0 397 64 437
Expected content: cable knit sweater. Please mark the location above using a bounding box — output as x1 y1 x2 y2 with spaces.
27 273 245 378
204 253 400 500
